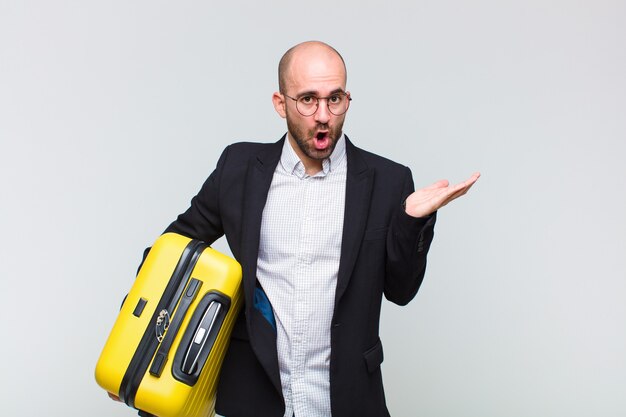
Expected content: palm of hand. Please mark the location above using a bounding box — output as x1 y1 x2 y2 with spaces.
404 173 480 218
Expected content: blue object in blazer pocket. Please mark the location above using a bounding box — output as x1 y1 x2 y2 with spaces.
363 338 384 373
254 287 276 330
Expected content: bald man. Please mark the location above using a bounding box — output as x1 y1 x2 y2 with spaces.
162 41 479 417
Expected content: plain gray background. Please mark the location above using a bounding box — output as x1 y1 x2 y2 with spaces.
1 1 625 416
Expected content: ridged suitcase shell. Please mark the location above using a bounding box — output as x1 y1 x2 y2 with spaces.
95 233 242 417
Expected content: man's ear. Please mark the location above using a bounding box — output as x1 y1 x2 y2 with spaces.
272 92 287 118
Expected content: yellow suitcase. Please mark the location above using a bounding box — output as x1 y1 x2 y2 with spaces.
95 233 243 417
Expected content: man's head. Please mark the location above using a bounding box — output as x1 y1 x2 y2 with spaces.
272 41 350 172
277 41 347 95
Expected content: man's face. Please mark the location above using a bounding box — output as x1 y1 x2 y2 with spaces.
277 47 348 165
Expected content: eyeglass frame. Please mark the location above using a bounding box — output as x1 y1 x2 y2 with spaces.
282 91 352 117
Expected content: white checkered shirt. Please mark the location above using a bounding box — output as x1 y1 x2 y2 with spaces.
256 134 347 417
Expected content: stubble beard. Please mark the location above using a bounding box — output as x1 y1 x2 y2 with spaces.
285 109 344 161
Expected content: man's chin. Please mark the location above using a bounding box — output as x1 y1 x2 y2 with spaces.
309 136 338 159
306 147 333 161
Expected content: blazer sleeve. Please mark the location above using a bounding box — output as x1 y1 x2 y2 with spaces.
384 167 437 306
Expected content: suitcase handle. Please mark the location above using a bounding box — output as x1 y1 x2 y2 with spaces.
181 301 222 374
171 291 231 386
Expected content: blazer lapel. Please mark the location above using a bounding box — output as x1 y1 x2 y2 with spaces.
335 137 374 306
240 136 284 394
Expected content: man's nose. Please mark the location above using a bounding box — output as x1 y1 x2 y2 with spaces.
314 99 331 123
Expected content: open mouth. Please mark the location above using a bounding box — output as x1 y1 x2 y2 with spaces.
314 131 329 150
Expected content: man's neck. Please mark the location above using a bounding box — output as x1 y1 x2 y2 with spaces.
287 135 323 175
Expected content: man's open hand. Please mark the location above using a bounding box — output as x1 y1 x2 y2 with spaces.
404 172 481 218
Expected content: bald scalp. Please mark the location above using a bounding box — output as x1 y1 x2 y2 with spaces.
278 41 347 94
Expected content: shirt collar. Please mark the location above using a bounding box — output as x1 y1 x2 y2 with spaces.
281 133 346 179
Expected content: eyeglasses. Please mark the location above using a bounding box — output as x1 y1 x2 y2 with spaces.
283 92 352 116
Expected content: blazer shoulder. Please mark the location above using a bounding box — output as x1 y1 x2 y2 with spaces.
225 140 276 156
348 140 411 176
218 139 283 166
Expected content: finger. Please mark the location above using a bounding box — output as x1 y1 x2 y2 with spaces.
439 181 477 206
459 173 480 187
468 173 480 186
446 174 479 194
435 176 477 202
108 392 122 402
425 172 479 192
445 180 471 196
423 179 449 191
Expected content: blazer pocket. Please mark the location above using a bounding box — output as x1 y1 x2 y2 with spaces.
363 227 388 241
363 338 384 373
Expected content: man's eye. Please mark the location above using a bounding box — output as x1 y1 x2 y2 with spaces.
299 96 315 104
329 95 342 103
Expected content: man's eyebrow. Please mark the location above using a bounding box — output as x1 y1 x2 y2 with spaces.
295 90 318 97
328 88 346 95
296 88 346 97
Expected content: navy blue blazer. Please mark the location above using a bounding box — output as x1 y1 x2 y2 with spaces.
163 135 436 417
